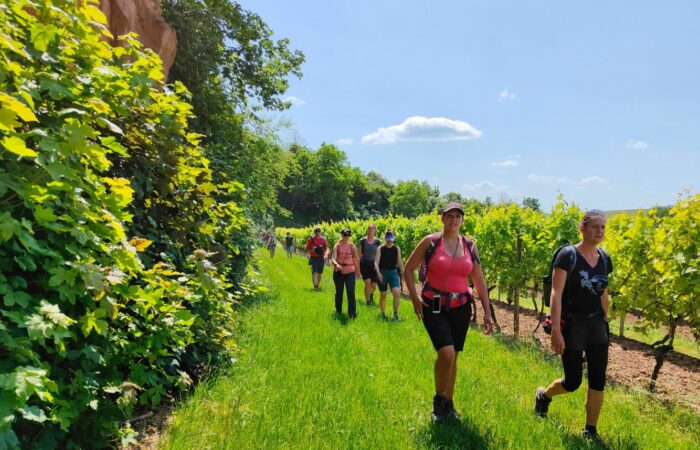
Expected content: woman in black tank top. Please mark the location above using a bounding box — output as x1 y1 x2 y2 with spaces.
374 230 404 321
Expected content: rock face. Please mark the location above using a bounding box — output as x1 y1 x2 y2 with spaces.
99 0 176 78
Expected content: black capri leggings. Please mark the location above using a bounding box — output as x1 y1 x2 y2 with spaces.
561 343 609 392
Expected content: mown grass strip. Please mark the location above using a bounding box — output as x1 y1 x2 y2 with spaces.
160 252 699 449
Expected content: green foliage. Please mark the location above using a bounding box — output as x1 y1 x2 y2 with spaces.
389 180 439 218
161 0 304 224
607 194 700 345
280 193 699 351
278 144 359 223
0 1 248 446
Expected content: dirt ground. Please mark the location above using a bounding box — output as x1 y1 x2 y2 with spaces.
476 299 700 413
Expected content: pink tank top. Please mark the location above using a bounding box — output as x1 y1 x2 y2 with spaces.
335 242 356 274
426 238 474 293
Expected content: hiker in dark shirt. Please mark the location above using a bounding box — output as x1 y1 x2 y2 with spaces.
358 224 381 305
285 232 294 259
374 230 404 321
534 209 614 441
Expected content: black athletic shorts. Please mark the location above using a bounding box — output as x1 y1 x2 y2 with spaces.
421 301 471 351
360 261 378 283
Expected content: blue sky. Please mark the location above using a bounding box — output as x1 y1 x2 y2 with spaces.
252 0 699 210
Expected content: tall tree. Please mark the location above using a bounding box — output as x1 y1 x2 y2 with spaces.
390 180 433 218
161 0 304 221
522 196 541 211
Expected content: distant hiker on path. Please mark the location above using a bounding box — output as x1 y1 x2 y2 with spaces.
374 230 404 321
534 209 613 441
306 226 328 290
358 224 382 305
404 202 494 423
331 227 361 318
267 232 276 258
285 232 294 259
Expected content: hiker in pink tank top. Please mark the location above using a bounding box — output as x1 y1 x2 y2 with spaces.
403 202 494 423
331 227 361 318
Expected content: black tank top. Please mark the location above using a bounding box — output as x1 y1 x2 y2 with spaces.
378 245 398 270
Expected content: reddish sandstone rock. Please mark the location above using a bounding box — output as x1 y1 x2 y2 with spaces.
99 0 176 78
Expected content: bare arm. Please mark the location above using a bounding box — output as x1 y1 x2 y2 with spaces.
374 246 382 280
403 235 434 318
469 244 493 334
550 267 567 355
396 246 404 273
353 244 361 277
331 245 340 271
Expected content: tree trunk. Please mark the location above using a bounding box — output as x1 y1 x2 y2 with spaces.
513 234 522 335
648 316 679 392
489 302 500 333
619 313 625 338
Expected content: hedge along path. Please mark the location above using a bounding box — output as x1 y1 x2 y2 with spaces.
160 251 700 449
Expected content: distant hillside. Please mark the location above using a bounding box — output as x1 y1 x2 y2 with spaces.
605 208 649 217
605 205 672 217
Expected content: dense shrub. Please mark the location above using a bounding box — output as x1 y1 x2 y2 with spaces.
0 1 249 447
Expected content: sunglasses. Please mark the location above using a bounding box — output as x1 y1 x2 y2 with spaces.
342 232 351 237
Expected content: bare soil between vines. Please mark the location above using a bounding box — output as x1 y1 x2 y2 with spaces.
481 299 700 413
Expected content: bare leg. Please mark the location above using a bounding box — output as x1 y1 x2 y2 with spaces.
364 278 372 301
434 346 456 395
391 288 401 315
544 379 568 398
379 290 388 315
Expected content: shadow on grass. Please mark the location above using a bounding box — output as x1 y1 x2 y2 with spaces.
331 311 350 327
560 430 641 449
415 416 490 450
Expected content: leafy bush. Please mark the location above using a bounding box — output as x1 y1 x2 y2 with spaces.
0 1 248 447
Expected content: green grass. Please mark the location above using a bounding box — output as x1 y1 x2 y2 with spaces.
160 251 700 449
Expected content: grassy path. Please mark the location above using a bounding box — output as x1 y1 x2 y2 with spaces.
160 252 699 449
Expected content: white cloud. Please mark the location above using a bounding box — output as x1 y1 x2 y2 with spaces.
336 138 353 146
626 139 649 150
361 116 482 145
463 180 509 192
492 160 519 168
581 176 608 185
498 88 517 102
527 174 573 183
284 96 305 106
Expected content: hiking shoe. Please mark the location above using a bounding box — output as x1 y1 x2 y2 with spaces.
534 387 551 417
581 426 600 440
393 314 401 322
381 313 388 321
445 398 460 420
431 394 448 423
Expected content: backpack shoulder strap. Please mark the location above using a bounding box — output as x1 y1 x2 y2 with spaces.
566 245 577 275
597 248 608 273
424 233 443 264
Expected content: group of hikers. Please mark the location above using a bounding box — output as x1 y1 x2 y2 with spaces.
261 230 295 259
304 223 404 321
281 203 614 439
